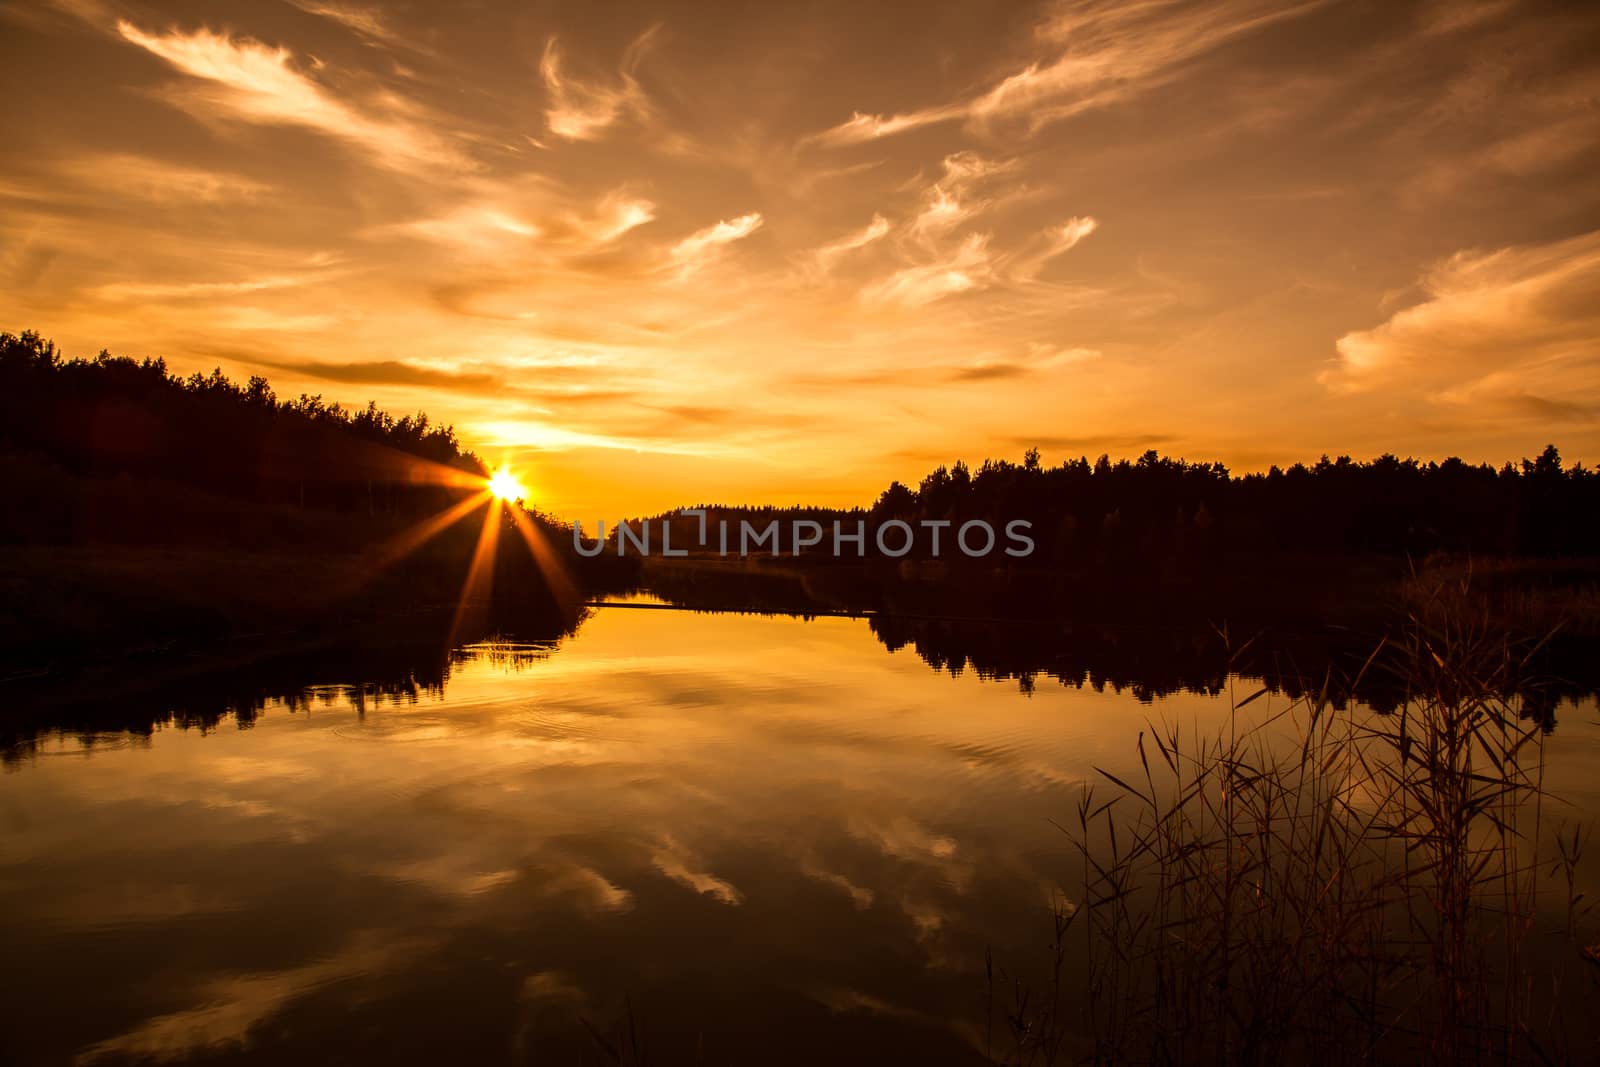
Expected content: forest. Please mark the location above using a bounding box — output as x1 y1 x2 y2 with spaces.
636 444 1598 565
1 329 491 548
0 330 610 669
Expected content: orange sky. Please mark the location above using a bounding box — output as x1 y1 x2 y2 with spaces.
2 0 1598 520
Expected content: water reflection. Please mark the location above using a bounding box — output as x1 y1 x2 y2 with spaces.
0 608 585 762
2 602 1597 1065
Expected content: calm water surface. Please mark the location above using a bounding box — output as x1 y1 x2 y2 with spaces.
4 601 1598 1065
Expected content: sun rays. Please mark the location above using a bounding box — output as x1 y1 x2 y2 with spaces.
324 458 575 645
448 491 506 646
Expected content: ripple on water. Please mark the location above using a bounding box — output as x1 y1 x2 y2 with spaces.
29 733 148 757
325 701 632 746
330 719 459 744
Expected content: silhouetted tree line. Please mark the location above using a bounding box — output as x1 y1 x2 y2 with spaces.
872 445 1596 563
0 330 497 546
0 331 636 665
635 444 1597 564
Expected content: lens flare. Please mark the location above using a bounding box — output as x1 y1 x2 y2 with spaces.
487 467 528 501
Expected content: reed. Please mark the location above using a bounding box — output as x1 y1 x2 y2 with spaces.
1012 581 1599 1066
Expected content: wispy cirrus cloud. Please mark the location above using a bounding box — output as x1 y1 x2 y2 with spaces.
539 28 657 142
815 0 1325 145
116 20 465 170
92 276 306 301
907 153 1014 243
568 192 656 246
379 188 655 262
1010 216 1099 280
386 203 541 250
1322 228 1600 415
61 153 273 203
808 214 890 276
843 151 1097 305
862 232 993 307
809 106 962 147
287 1 407 49
668 212 763 275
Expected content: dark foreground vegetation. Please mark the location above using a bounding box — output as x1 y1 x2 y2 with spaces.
0 330 626 672
978 588 1600 1066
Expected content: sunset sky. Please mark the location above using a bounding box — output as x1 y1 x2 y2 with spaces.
2 0 1597 519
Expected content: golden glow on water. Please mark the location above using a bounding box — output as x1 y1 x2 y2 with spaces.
3 607 1598 1063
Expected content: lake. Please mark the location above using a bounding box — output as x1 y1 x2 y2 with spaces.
4 598 1598 1065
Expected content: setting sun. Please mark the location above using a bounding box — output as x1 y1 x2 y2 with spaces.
487 467 528 502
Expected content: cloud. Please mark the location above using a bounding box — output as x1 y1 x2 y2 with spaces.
540 29 656 141
843 152 1065 305
810 106 962 146
388 204 541 249
61 154 272 203
570 192 656 245
949 363 1028 382
116 21 463 170
1003 432 1174 454
1010 216 1099 280
1418 0 1516 36
470 418 721 456
908 153 1014 244
287 1 406 48
256 358 504 390
383 189 655 262
1043 216 1099 257
1322 228 1600 404
909 186 971 242
949 345 1099 381
786 367 923 389
809 214 890 276
814 0 1324 144
784 345 1100 391
93 277 304 301
1499 392 1594 421
668 212 764 275
862 233 992 307
216 308 338 331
